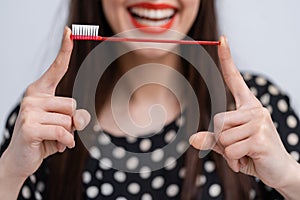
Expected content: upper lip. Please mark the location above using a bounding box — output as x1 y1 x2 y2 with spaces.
128 2 177 20
128 2 177 10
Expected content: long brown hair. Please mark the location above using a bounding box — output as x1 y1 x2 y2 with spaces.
46 0 258 199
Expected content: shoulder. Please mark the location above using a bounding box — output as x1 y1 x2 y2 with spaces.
241 72 285 100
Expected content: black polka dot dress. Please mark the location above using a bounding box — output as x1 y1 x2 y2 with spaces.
1 73 300 200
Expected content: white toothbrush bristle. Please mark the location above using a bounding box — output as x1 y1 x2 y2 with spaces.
71 24 99 37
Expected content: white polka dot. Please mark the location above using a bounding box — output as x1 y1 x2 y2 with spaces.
208 184 221 197
166 184 179 197
141 193 153 200
98 133 111 145
277 99 288 113
164 157 177 170
140 166 151 179
176 141 188 154
243 73 252 81
290 151 300 161
29 175 36 184
3 129 10 139
22 186 31 199
179 168 186 178
249 189 256 199
93 123 102 132
255 77 267 86
96 170 103 180
195 175 206 187
114 171 127 183
151 176 165 189
267 105 273 114
89 146 101 159
264 185 272 191
37 182 45 192
176 116 185 127
82 171 92 184
151 149 164 162
101 183 114 196
116 197 127 200
99 158 112 170
126 156 139 170
34 191 42 200
165 130 176 143
140 139 152 152
249 87 258 96
268 85 279 95
260 94 270 105
287 133 299 146
8 112 17 126
87 186 99 198
287 115 298 128
204 161 216 173
273 122 278 129
126 135 137 143
112 147 126 159
128 182 140 194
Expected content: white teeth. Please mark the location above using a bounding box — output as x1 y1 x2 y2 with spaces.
136 18 171 27
130 7 175 20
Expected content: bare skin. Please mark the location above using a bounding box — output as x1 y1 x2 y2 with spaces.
189 36 300 200
0 28 90 200
0 28 299 200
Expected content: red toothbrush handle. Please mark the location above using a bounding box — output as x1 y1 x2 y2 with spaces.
71 34 220 46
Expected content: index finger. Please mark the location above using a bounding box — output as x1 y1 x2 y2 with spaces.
218 36 260 109
29 27 73 96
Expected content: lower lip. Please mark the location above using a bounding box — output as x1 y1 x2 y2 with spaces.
129 13 176 34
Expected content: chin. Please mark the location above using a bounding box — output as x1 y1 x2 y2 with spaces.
130 46 178 60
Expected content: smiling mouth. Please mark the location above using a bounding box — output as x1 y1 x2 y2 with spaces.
128 3 177 32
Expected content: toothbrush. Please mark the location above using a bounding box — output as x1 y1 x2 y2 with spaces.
71 24 221 46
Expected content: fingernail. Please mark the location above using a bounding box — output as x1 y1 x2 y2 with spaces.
78 116 87 129
189 134 196 144
74 109 91 131
59 146 66 153
63 26 68 37
220 35 227 46
63 26 72 41
71 140 76 148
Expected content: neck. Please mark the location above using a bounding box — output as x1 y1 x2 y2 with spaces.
98 50 184 137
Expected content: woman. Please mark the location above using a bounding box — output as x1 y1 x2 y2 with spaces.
1 0 300 199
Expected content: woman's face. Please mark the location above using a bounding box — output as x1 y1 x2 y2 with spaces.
102 0 200 36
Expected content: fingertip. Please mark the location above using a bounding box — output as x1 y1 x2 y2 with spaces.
189 131 216 150
73 109 91 131
61 26 73 51
69 139 76 149
218 35 233 64
188 134 196 145
63 26 72 38
219 35 228 47
57 143 66 153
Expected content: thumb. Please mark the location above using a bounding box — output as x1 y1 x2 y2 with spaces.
189 131 217 150
73 109 91 131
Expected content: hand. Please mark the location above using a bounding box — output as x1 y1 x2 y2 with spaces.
189 36 299 190
0 27 91 180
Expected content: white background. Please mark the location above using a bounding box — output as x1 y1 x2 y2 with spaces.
0 0 299 138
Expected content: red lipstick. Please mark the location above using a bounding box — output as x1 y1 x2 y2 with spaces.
128 2 177 33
